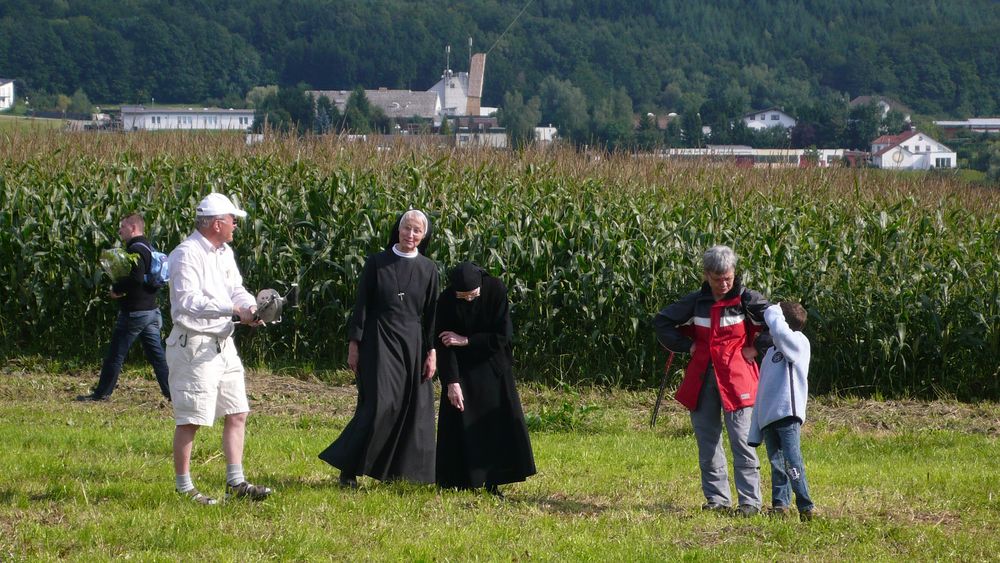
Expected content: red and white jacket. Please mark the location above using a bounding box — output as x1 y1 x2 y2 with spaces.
653 280 770 412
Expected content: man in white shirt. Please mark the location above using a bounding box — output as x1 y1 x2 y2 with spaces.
165 193 271 504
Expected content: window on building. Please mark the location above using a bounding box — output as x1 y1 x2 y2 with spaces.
770 114 779 120
926 145 931 152
935 157 951 168
748 115 754 121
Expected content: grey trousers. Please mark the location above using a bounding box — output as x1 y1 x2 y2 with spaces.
689 367 761 508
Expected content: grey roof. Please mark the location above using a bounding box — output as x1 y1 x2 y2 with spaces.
310 89 439 120
0 78 13 85
120 105 253 115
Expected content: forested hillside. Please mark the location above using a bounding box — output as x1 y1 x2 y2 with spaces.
2 0 998 120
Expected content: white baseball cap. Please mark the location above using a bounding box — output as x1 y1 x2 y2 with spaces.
195 193 247 218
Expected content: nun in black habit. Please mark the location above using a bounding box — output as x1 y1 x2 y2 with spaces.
319 210 439 486
435 262 535 494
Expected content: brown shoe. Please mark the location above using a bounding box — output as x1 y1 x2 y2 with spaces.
766 506 791 518
179 488 217 505
226 481 272 501
800 508 818 522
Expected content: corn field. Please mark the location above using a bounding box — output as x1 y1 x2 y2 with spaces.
2 131 998 399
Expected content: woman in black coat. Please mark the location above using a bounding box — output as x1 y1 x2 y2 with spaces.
319 210 438 486
435 262 535 495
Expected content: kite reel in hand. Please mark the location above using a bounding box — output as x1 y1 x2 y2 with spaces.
233 283 299 325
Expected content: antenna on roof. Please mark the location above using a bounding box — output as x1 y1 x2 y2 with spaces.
445 45 451 78
468 37 473 69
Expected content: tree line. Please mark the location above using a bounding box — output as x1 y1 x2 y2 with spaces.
2 1 998 153
3 0 997 113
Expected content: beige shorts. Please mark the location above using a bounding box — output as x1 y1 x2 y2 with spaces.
165 328 249 426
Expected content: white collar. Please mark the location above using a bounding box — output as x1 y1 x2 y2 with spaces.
392 244 418 258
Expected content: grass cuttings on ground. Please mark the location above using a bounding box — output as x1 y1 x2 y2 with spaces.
1 365 998 560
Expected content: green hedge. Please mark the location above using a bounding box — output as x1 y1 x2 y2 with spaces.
1 137 997 399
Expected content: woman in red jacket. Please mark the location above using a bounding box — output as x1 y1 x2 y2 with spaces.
653 245 771 517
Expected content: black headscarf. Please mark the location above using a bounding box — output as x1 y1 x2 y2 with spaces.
448 262 486 292
385 209 432 254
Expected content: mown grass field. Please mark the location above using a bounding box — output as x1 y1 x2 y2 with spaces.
0 114 65 132
2 364 997 561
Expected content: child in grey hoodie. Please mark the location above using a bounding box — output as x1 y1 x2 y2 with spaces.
748 302 815 521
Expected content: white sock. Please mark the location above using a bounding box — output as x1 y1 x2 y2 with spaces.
226 464 245 486
176 473 194 493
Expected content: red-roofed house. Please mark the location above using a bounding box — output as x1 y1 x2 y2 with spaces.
870 130 956 170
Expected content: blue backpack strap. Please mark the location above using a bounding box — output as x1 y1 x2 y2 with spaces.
129 241 154 273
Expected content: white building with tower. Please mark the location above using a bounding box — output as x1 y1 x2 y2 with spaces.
309 43 495 129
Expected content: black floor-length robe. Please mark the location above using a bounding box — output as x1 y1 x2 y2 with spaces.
435 274 536 489
319 249 439 483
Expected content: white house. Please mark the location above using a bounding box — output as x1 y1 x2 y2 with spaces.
120 105 254 131
455 127 508 148
0 79 14 111
850 95 912 122
534 125 558 144
870 130 956 170
742 107 796 131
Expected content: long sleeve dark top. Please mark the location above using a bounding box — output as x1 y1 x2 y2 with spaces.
111 235 160 312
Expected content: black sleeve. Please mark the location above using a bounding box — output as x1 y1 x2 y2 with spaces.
347 256 376 342
112 243 149 294
422 261 439 356
464 278 512 355
741 288 773 355
435 293 461 385
652 291 698 353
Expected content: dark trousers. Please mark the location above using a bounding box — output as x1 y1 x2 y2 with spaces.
93 309 170 398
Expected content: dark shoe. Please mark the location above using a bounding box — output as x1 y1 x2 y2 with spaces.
179 488 217 505
799 508 818 522
766 506 791 518
485 484 504 498
734 504 760 518
339 473 359 489
701 502 730 513
76 394 110 402
226 481 272 501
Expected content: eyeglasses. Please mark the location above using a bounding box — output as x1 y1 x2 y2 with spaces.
455 288 481 301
